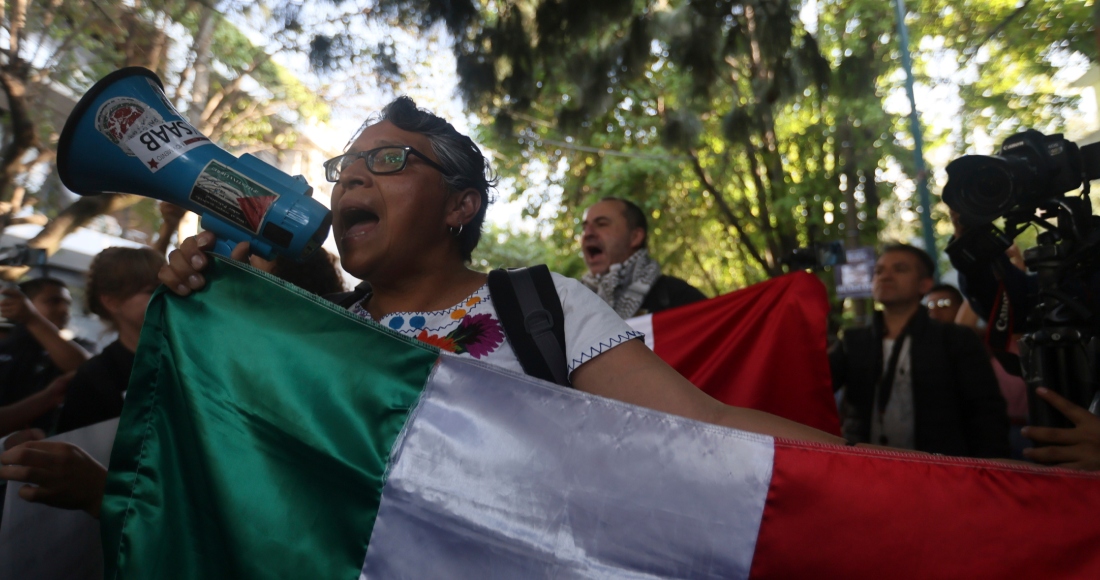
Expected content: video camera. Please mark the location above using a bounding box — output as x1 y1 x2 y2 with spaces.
943 130 1098 227
943 129 1100 428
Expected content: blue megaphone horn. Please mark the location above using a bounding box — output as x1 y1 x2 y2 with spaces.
57 67 331 259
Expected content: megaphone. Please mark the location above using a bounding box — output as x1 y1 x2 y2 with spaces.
57 67 331 259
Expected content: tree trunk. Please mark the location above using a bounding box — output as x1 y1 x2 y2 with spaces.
0 69 41 205
188 6 218 127
23 193 143 255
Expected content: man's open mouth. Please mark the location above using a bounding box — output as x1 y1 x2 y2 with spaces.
584 245 603 260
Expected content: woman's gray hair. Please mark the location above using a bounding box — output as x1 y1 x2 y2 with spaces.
354 96 496 261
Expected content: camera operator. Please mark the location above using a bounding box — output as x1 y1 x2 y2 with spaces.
944 130 1100 471
950 216 1100 470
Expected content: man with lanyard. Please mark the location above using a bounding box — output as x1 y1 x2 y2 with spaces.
830 243 1010 457
579 197 707 319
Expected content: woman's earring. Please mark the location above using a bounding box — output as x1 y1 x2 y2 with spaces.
450 224 464 237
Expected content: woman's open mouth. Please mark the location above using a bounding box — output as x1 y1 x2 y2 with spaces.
341 207 380 240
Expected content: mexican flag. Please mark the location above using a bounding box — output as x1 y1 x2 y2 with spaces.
102 259 1100 579
627 272 841 434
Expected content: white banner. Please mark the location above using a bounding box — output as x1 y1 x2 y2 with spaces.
0 419 119 580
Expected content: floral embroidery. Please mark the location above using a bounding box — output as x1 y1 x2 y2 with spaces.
416 330 457 352
416 312 504 359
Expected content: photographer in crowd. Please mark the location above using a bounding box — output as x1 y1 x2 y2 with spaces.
943 130 1100 470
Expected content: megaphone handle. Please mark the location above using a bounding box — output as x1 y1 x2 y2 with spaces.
212 238 237 258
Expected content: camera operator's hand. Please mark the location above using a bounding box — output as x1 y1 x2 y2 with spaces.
159 232 251 296
0 286 38 325
1022 387 1100 471
1005 244 1026 272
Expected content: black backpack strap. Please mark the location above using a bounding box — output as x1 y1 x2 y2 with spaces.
325 282 372 309
488 265 570 387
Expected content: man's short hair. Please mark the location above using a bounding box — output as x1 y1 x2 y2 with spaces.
600 197 648 249
927 283 962 302
881 243 935 279
18 277 67 300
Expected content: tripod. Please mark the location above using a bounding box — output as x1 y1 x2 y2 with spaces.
1015 197 1100 428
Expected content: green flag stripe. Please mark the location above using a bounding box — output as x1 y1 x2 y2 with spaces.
103 256 439 579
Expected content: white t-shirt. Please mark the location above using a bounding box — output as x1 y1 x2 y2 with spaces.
871 336 916 450
350 273 644 378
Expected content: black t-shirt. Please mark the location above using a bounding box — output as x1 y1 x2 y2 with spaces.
0 326 94 431
0 325 62 407
54 340 135 434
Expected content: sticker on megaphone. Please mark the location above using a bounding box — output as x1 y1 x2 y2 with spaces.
58 67 331 261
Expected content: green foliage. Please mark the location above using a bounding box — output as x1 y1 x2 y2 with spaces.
910 0 1095 150
438 0 904 291
471 223 587 275
356 0 1094 294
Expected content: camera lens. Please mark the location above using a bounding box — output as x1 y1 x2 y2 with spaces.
944 155 1019 224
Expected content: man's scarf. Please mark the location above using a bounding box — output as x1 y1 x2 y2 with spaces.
581 249 661 319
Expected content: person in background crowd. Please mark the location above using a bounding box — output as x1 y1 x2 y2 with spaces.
0 374 70 439
831 244 1011 458
924 283 963 324
580 197 706 319
250 248 347 297
0 277 92 431
0 247 163 517
52 247 166 434
926 283 1031 458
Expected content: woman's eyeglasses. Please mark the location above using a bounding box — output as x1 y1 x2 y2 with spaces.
323 146 452 182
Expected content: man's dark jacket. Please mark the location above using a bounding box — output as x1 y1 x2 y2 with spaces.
830 307 1011 458
639 275 707 315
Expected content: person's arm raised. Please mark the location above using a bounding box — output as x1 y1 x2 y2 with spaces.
570 339 848 445
158 232 251 296
0 288 90 372
0 373 71 437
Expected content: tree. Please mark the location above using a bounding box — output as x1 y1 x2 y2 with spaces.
0 0 333 278
355 0 910 291
910 0 1096 152
347 0 1095 291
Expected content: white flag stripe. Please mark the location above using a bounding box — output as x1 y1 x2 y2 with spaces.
626 313 655 350
362 355 774 579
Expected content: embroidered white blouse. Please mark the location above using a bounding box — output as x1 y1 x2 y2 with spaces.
350 273 644 378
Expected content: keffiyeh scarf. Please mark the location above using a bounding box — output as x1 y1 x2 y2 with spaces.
581 249 661 319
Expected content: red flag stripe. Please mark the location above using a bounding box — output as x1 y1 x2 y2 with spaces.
750 440 1100 578
649 272 841 434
